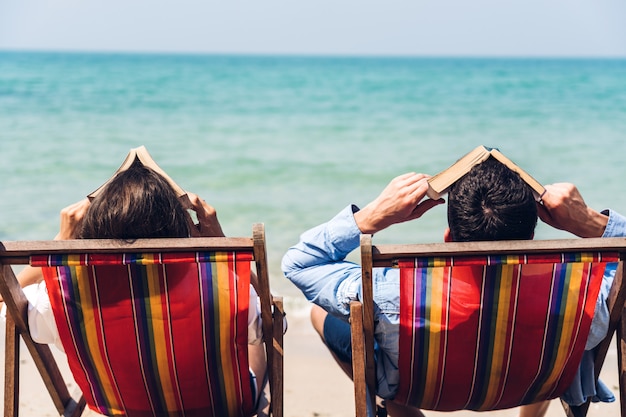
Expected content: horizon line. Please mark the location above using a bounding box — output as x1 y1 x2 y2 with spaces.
1 47 626 60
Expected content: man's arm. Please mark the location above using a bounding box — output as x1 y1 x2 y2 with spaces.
538 183 610 238
282 172 443 317
355 173 444 234
538 182 626 352
281 205 365 317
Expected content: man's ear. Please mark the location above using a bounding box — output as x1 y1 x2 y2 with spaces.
444 227 453 242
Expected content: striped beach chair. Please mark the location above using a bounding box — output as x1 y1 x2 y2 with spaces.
0 224 284 417
350 235 626 417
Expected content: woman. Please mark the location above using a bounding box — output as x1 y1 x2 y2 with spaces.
13 161 268 414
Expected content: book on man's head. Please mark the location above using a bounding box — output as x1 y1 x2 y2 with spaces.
426 145 546 201
88 145 191 207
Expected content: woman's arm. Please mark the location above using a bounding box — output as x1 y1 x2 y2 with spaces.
186 193 225 237
3 199 92 301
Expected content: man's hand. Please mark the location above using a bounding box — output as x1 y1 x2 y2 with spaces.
354 172 444 235
55 199 90 240
187 193 226 237
537 183 608 238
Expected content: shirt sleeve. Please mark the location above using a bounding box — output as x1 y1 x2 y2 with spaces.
601 209 626 238
281 205 363 318
248 285 263 345
27 282 65 352
585 209 626 350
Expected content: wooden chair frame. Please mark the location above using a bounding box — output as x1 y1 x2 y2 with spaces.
351 236 626 417
0 223 284 417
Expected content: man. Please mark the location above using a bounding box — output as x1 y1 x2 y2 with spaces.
282 159 626 417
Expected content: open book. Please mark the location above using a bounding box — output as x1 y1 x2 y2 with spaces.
88 146 191 207
427 145 545 201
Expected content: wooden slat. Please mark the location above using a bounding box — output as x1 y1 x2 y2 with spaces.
63 389 87 417
360 234 377 414
0 236 254 264
4 313 18 417
351 301 368 417
371 237 626 267
271 296 285 417
253 224 273 357
252 223 278 416
0 265 31 333
618 306 626 417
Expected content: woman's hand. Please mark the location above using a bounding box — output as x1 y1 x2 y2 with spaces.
3 199 91 300
55 199 90 240
187 193 225 237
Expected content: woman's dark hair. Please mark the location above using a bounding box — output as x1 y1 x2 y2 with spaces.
447 157 537 242
80 160 190 240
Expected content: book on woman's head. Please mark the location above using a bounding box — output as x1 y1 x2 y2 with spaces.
426 145 545 201
87 145 191 208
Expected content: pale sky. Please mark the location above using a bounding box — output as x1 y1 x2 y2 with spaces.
1 0 625 57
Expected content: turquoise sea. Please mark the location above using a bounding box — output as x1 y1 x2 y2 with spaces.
1 52 626 300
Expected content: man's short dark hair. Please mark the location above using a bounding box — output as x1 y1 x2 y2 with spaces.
447 157 538 242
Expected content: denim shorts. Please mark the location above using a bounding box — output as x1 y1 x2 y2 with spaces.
323 312 353 364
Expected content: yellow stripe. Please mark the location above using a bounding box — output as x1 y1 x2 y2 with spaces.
579 253 594 263
74 264 121 411
538 263 584 397
423 267 444 407
506 255 520 264
65 255 84 266
482 265 514 407
145 264 178 411
216 258 238 413
431 258 447 267
143 253 159 265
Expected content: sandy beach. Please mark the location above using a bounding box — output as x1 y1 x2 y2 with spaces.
0 295 621 417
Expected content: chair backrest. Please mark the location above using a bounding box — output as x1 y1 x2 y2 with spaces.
36 251 255 417
351 236 626 417
0 224 284 417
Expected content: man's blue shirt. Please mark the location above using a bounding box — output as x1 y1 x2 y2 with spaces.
282 206 626 401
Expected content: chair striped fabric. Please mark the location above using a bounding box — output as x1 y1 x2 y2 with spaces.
33 251 254 417
350 236 626 417
397 253 611 411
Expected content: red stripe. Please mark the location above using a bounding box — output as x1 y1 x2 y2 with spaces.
89 266 125 412
499 264 554 406
436 266 482 410
166 262 213 411
97 265 151 412
235 258 253 413
397 265 416 404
